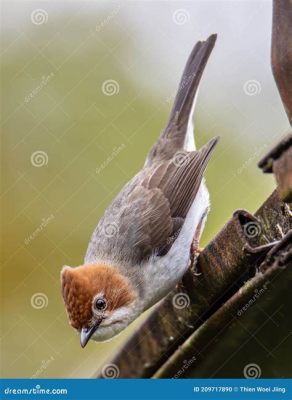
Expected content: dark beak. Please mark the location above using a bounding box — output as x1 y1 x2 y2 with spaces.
80 319 102 348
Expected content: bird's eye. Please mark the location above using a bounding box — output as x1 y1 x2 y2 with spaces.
94 297 107 311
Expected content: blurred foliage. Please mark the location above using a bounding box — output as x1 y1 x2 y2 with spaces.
0 1 286 378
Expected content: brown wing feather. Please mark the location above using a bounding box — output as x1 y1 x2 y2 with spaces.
85 185 174 265
143 137 219 219
85 138 219 265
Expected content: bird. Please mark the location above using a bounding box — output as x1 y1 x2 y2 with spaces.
61 34 219 348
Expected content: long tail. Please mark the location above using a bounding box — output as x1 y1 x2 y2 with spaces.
145 34 217 167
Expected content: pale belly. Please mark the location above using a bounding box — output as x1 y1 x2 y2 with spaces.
141 180 210 309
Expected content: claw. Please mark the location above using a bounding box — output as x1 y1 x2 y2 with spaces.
190 208 208 268
244 240 281 255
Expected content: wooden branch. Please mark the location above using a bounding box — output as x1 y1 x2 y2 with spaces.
259 132 292 202
154 232 292 378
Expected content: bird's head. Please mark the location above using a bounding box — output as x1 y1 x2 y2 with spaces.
61 263 138 347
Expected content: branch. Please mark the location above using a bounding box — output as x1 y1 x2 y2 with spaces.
154 232 292 378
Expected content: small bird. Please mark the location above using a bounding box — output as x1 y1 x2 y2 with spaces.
61 34 219 347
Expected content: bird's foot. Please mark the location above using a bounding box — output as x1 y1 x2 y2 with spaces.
195 246 204 255
190 247 203 276
189 208 208 270
191 240 203 257
190 239 203 271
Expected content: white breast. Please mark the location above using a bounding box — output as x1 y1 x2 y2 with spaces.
141 179 210 309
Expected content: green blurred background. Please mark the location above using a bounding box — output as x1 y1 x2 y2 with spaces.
0 0 290 378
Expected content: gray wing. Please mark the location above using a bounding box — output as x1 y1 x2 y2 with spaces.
85 137 219 266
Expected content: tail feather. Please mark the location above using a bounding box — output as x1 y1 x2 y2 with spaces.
145 34 217 167
168 34 217 132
